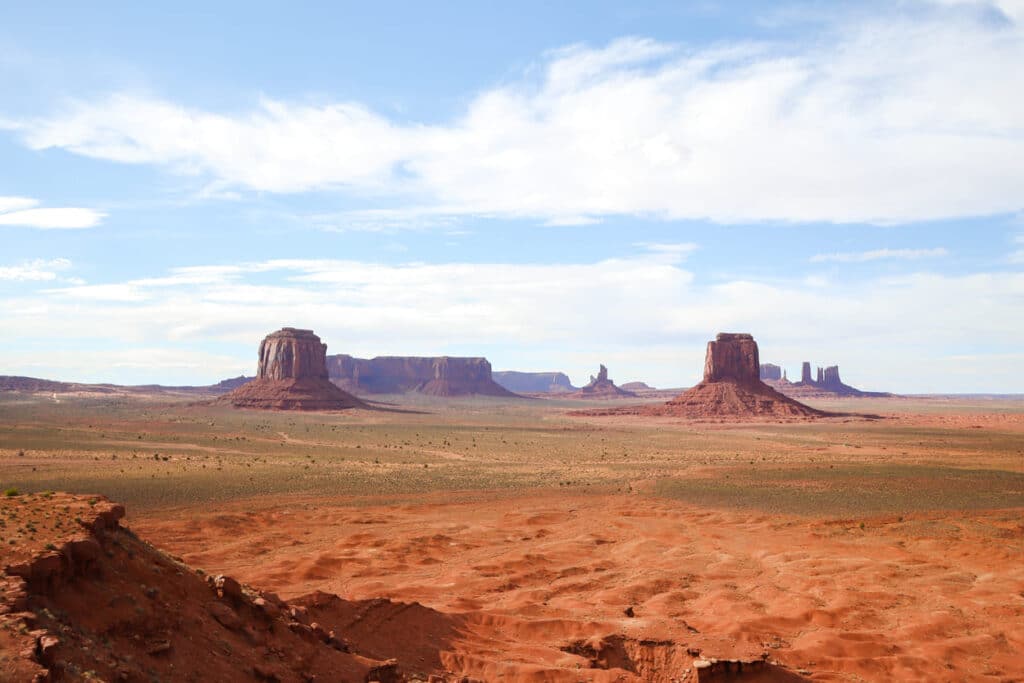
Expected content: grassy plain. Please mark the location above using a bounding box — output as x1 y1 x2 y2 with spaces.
1 391 1021 516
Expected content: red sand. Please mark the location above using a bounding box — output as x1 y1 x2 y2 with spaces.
135 492 1024 682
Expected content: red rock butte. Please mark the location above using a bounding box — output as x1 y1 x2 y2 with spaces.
221 328 363 410
646 333 826 418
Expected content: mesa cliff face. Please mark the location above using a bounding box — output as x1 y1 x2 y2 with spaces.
327 354 516 397
492 371 576 394
703 333 760 384
222 328 363 410
759 364 782 381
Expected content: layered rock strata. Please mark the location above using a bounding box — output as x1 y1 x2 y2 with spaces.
327 354 516 397
222 328 363 410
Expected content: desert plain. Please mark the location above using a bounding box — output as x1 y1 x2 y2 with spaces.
1 390 1023 682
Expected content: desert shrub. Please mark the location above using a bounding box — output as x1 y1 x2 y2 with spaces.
4 488 19 497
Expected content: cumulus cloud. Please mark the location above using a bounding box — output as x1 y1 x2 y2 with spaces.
7 5 1024 225
0 196 105 229
0 255 1020 391
0 258 72 281
809 247 949 263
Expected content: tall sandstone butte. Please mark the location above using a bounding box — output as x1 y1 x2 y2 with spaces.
645 333 825 418
222 328 363 410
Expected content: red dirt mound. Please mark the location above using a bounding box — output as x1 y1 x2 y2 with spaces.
223 376 365 410
647 379 826 418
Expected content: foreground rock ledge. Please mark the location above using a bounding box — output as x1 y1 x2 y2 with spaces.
1 492 810 682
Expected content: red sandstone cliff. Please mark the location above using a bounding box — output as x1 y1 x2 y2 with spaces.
326 354 517 397
222 328 363 410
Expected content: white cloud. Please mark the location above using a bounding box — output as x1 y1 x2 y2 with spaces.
0 258 72 282
1 256 1022 391
0 196 105 229
633 242 699 264
8 7 1024 225
809 247 948 263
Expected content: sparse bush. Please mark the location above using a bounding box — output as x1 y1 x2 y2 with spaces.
4 488 18 497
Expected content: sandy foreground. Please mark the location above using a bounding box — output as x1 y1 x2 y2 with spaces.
136 491 1024 681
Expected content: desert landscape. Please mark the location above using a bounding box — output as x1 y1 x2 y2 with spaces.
3 2 1023 680
2 329 1023 681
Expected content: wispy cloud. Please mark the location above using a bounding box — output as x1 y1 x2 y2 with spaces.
634 242 699 263
0 257 72 281
0 196 105 229
7 5 1024 226
809 247 949 263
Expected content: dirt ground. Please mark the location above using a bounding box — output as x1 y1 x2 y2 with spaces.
2 392 1023 680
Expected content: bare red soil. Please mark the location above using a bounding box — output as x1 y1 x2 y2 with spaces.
134 492 1024 682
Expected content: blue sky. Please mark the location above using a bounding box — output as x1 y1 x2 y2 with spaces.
1 0 1022 392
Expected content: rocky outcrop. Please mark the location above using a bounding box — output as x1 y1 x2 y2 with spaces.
492 371 577 394
0 493 411 682
327 355 517 397
222 328 363 410
786 362 890 397
629 334 827 419
620 381 654 391
759 364 782 381
560 364 637 399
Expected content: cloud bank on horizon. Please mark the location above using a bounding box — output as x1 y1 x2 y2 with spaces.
0 0 1022 392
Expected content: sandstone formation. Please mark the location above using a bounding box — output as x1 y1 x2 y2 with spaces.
492 371 577 394
632 334 826 419
759 363 782 381
620 381 654 391
222 328 363 410
326 354 517 397
564 364 638 399
773 361 890 398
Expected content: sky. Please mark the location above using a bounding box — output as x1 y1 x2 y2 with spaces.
1 0 1022 393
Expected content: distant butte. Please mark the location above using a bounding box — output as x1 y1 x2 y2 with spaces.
564 364 637 399
221 328 363 410
574 333 829 419
647 333 826 418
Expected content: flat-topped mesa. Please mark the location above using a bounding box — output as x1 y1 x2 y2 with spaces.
258 328 329 380
326 354 516 396
702 332 760 384
492 371 576 394
222 328 363 410
759 363 782 381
